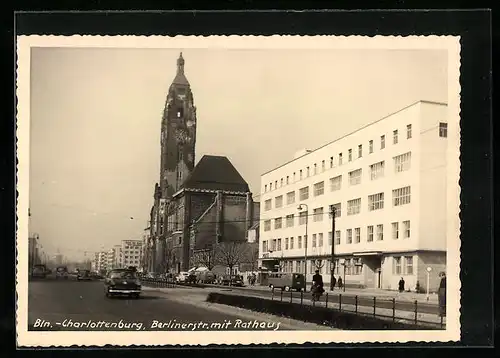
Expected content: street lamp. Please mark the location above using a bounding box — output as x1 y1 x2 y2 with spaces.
342 261 346 292
329 206 336 291
426 266 432 301
297 204 309 284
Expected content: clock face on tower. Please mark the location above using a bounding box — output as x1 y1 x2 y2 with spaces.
175 128 188 143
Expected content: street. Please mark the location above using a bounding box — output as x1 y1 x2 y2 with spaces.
28 279 312 331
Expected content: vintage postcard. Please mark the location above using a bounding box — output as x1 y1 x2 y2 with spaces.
16 35 461 347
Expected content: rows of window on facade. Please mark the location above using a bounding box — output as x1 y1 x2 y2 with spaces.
264 150 412 216
264 182 411 229
166 205 185 234
263 122 448 194
262 217 411 253
275 255 415 277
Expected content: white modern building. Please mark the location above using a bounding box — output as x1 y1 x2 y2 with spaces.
106 245 123 270
258 100 449 292
93 251 108 273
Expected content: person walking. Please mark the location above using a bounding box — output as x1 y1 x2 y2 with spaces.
398 277 405 293
337 276 343 289
438 271 446 317
331 275 337 291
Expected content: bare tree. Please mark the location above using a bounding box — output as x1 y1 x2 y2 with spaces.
314 259 325 271
159 240 175 274
192 247 216 270
214 241 248 280
244 243 259 272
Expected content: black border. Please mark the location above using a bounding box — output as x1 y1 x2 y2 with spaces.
3 8 494 352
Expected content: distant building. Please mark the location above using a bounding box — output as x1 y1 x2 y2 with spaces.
90 260 97 272
93 251 108 273
140 231 148 272
113 245 123 268
105 245 123 270
28 234 40 269
120 240 142 268
107 249 116 270
54 253 63 266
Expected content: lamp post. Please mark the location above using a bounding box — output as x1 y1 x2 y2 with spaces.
329 206 336 291
297 204 309 285
343 262 347 292
426 266 432 301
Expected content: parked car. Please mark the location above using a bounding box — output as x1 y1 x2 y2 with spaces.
31 265 47 279
55 266 69 280
77 270 92 281
186 272 197 284
104 268 142 299
219 274 244 287
175 272 190 283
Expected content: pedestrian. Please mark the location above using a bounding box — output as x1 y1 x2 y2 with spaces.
398 277 405 293
438 271 446 317
337 276 343 289
331 275 337 290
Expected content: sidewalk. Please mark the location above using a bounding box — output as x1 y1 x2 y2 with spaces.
226 284 439 304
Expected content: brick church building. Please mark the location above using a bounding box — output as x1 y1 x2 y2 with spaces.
145 53 258 274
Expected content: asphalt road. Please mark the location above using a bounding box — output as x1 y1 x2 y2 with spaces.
28 279 286 331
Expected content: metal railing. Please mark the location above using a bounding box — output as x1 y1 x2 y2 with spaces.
269 288 446 329
140 277 203 288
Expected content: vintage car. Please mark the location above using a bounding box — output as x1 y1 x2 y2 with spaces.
104 268 141 299
77 270 92 281
175 272 190 283
219 274 244 287
31 265 47 279
55 266 69 280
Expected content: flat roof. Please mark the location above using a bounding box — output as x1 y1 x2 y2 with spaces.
261 100 447 176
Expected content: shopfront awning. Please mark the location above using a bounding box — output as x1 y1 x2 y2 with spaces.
352 251 383 256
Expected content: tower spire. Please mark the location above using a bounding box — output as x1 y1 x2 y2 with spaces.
171 52 189 86
177 52 185 75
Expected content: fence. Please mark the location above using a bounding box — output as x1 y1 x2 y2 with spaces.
140 277 205 288
139 277 445 329
269 287 446 329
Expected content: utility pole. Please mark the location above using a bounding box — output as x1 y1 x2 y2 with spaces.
330 206 336 291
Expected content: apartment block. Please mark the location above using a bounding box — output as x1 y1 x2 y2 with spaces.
121 239 143 268
258 101 449 292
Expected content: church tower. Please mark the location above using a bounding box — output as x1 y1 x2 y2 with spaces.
159 52 197 199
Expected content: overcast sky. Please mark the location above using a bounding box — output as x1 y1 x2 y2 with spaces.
29 47 448 260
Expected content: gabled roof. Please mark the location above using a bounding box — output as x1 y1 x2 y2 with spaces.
181 155 250 193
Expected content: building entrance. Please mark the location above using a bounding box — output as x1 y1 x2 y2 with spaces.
360 254 382 289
